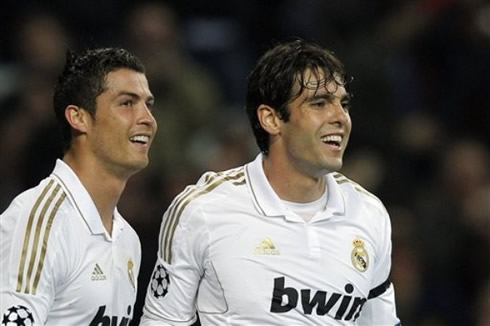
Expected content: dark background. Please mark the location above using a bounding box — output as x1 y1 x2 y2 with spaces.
0 0 489 325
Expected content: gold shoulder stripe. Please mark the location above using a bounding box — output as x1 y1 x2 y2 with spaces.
17 182 66 294
159 185 204 258
167 172 245 263
159 170 242 257
336 179 350 185
24 184 61 293
353 185 380 202
162 170 245 262
232 179 246 186
32 192 66 294
16 180 54 292
332 172 344 179
161 169 244 263
334 174 380 202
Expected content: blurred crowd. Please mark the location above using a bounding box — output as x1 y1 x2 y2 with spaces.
0 0 488 325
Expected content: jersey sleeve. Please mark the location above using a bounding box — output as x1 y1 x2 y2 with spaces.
359 283 401 325
141 194 208 326
358 204 401 325
0 185 67 324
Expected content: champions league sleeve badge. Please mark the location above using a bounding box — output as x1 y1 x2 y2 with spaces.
351 238 369 272
2 305 34 326
150 263 170 299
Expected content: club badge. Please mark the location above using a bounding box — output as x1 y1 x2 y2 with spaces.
127 259 136 291
351 238 369 272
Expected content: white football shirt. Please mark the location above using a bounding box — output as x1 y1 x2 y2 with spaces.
141 154 400 325
0 160 141 325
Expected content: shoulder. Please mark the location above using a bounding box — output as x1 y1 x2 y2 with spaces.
330 173 393 256
117 216 141 249
195 166 247 192
159 166 246 244
331 172 388 215
1 176 73 293
169 166 247 221
1 175 82 257
1 177 72 229
158 167 247 263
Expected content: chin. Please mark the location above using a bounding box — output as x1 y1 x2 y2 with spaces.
325 161 343 173
136 159 149 170
127 157 149 172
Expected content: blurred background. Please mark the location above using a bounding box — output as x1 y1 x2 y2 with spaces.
0 0 489 325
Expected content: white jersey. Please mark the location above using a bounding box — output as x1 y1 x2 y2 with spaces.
0 160 141 325
142 154 400 325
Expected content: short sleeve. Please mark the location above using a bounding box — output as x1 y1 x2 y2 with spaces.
0 188 66 324
141 197 208 326
357 205 401 325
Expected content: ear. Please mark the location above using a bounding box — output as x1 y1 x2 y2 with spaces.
64 105 90 133
257 104 282 136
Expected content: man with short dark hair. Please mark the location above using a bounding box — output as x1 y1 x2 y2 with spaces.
0 47 157 324
142 38 400 325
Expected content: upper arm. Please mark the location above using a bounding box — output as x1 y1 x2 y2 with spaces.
357 282 401 325
141 200 208 325
358 205 400 324
1 186 67 323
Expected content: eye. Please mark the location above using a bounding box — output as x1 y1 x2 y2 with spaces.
146 100 155 111
122 100 134 107
341 100 351 112
311 100 327 108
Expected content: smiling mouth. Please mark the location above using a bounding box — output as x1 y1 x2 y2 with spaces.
129 135 150 145
321 135 342 148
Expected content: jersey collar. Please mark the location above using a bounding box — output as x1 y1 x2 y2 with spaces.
51 159 124 240
245 153 346 220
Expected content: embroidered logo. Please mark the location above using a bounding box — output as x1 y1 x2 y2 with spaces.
254 237 280 256
128 259 136 291
351 238 369 272
2 305 34 325
151 263 170 299
91 263 107 281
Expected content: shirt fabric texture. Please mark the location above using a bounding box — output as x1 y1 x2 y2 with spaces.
0 159 141 325
142 153 400 325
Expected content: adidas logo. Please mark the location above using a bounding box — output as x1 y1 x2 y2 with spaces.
254 237 280 256
91 263 107 281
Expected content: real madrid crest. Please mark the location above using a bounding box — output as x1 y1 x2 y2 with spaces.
127 259 136 291
351 238 369 272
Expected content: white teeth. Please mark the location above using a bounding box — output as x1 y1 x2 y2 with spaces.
130 135 149 144
321 135 342 144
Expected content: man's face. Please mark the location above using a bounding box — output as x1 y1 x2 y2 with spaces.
278 70 352 178
86 68 157 177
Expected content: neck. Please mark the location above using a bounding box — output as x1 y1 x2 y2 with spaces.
63 152 128 235
263 154 326 203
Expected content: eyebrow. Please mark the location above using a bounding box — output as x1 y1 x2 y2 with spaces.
307 92 351 102
116 91 155 102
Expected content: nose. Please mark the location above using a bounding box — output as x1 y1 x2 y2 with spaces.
329 101 349 127
138 103 157 130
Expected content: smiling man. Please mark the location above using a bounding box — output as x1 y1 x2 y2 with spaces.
141 38 400 325
0 48 157 324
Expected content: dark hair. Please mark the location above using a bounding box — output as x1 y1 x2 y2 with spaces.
246 38 351 154
53 47 145 152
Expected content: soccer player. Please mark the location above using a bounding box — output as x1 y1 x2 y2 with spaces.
0 47 157 324
141 38 400 325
